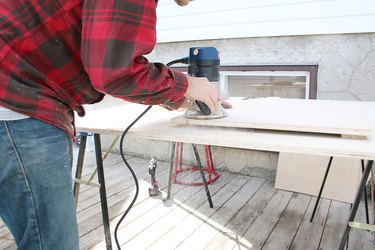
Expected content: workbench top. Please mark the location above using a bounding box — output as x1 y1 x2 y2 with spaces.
76 98 375 160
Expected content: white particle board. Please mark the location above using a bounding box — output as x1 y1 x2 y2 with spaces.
171 98 372 137
275 152 363 203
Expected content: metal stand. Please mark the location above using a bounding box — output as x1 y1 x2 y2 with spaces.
339 160 373 249
73 135 87 208
94 134 112 250
310 156 333 222
310 157 371 226
308 157 374 249
361 160 370 225
73 134 113 250
167 142 214 208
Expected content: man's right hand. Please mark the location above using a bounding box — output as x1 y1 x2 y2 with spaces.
184 75 219 113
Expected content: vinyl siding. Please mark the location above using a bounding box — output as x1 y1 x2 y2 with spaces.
156 0 375 43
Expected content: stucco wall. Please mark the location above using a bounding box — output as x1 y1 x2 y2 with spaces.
97 33 375 179
149 33 375 101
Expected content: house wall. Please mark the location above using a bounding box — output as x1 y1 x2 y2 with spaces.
156 0 375 43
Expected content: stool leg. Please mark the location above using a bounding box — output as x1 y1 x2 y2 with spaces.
173 142 183 183
192 144 214 208
204 145 215 184
178 142 183 172
167 142 176 200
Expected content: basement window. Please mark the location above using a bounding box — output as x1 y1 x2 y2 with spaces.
219 65 318 100
171 65 318 100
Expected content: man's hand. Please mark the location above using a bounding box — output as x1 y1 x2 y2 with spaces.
182 75 233 112
184 75 219 113
179 98 232 111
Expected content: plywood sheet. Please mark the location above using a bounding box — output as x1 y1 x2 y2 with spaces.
275 152 362 203
171 98 372 137
75 100 375 160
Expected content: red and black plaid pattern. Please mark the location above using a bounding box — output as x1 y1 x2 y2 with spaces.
0 0 188 138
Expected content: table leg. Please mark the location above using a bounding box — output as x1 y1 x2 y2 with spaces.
167 141 176 200
94 134 112 250
339 160 373 250
73 135 87 209
361 160 370 224
310 156 333 222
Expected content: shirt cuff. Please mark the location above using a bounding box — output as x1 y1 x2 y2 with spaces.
160 69 188 110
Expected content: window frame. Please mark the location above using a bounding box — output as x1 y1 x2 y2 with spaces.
171 64 318 99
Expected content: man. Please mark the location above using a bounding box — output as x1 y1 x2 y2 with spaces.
0 0 229 249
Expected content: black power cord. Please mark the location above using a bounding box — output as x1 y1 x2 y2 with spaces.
165 57 188 67
114 105 152 249
114 58 189 249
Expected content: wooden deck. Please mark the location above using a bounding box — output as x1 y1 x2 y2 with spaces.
1 149 374 249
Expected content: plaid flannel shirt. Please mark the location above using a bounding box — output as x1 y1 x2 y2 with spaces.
0 0 188 138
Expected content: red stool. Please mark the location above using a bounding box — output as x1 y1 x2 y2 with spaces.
172 142 219 186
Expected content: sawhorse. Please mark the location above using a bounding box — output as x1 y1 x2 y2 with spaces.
73 133 119 250
310 157 374 249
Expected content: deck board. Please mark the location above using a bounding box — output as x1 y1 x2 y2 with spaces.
204 180 276 249
261 193 311 249
290 197 331 249
175 177 265 249
235 189 294 249
147 174 247 250
0 150 373 249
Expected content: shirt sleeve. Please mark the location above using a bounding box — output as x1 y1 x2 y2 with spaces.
81 0 188 109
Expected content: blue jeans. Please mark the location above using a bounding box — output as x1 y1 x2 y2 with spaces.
0 118 79 250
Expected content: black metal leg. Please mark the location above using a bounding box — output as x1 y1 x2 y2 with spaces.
339 160 373 250
310 156 334 222
361 160 370 225
94 134 112 250
167 142 176 200
73 135 87 209
192 144 214 208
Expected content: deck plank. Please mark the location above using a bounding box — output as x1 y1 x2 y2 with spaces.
290 197 331 249
262 193 311 249
319 200 351 249
134 173 237 250
78 159 177 249
348 201 375 249
179 177 265 249
204 180 276 250
0 151 374 250
234 189 294 249
106 173 211 249
146 174 246 250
